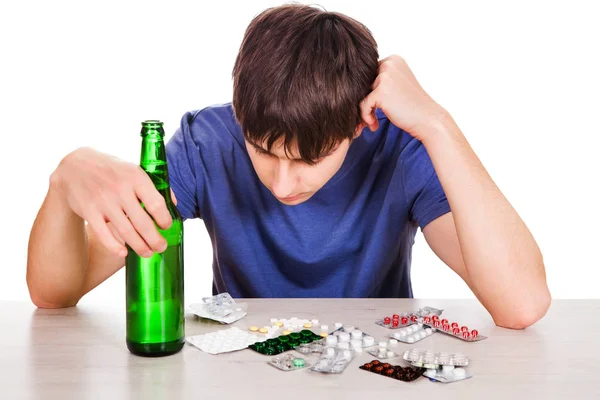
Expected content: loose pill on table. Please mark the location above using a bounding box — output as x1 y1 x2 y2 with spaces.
259 327 268 333
249 326 259 332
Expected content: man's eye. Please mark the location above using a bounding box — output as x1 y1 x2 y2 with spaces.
256 149 272 157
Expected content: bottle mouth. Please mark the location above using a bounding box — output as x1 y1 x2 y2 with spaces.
142 120 164 128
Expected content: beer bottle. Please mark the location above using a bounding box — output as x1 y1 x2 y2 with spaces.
126 120 185 356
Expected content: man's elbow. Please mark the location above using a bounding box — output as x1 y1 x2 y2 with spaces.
27 277 80 309
494 288 551 330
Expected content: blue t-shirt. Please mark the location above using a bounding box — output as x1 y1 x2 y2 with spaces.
166 103 450 298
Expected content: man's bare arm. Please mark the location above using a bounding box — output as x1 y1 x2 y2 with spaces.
26 148 172 308
419 115 550 329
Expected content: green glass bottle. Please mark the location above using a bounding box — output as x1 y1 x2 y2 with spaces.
125 120 185 357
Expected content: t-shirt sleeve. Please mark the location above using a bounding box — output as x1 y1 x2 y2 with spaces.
402 138 451 229
166 112 202 220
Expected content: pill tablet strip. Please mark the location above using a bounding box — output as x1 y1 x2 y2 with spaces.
359 360 425 382
389 324 435 343
403 349 469 367
186 327 264 355
330 327 378 350
310 346 355 374
269 353 311 371
423 365 472 383
423 317 486 342
366 347 400 360
248 330 322 355
376 307 443 329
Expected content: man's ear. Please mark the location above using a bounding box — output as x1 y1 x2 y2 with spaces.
354 121 367 139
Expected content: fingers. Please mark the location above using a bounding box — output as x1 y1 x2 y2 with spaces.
122 190 167 254
88 212 128 258
360 91 380 132
133 172 173 230
105 206 153 258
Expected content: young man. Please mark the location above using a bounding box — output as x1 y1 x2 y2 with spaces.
27 4 550 329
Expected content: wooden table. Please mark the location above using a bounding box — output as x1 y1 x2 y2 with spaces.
2 299 598 399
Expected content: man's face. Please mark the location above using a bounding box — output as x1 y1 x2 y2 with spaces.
245 136 354 205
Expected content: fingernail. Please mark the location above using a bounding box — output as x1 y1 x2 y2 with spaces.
119 249 127 258
143 251 154 258
160 242 168 252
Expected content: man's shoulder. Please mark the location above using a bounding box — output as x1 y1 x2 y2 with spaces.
180 102 243 146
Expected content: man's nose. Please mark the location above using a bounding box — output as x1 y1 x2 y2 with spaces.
272 162 295 198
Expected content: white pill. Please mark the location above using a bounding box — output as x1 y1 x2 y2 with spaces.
407 336 415 343
326 335 338 346
378 342 388 348
417 323 423 328
363 336 375 346
425 328 433 335
334 322 343 329
387 351 395 358
343 325 355 333
311 319 319 325
338 342 350 350
453 368 466 378
339 332 350 342
326 347 336 357
350 339 362 349
270 318 278 323
354 347 363 353
342 350 352 359
321 325 329 331
351 330 363 340
419 331 426 339
389 339 398 345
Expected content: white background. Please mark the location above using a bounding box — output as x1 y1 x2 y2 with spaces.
1 0 599 307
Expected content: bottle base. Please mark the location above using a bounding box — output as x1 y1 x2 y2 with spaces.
127 338 185 357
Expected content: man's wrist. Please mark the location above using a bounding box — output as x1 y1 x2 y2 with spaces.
415 109 461 147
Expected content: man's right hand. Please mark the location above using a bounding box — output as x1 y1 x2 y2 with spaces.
50 147 173 258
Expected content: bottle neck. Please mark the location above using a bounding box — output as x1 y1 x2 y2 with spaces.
140 133 170 191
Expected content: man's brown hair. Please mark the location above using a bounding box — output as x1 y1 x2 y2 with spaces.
232 3 379 164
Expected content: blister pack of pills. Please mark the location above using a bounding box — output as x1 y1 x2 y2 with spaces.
188 293 248 324
359 360 425 382
268 353 311 371
366 341 400 360
328 326 377 353
389 323 435 343
403 349 469 368
249 318 333 338
186 327 264 355
423 365 472 383
376 306 443 329
294 341 326 354
248 330 322 355
310 346 355 374
423 316 486 342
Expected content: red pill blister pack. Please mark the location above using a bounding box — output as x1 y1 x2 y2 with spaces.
422 316 486 342
376 307 443 329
